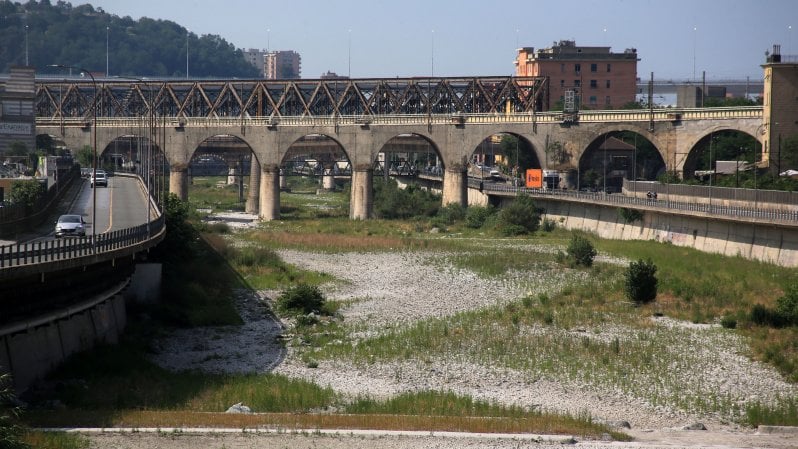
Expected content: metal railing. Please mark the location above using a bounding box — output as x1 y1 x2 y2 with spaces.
475 180 798 225
37 105 763 129
0 214 164 269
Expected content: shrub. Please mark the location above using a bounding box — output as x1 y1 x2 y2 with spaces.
625 258 658 304
775 284 798 326
541 218 557 232
0 371 27 449
720 315 737 329
436 203 466 224
276 283 329 316
565 234 597 267
465 205 495 229
618 207 643 223
496 195 541 235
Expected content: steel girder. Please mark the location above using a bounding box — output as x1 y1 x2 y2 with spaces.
36 76 548 119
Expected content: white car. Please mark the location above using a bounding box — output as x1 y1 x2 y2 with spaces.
90 171 108 187
55 214 86 238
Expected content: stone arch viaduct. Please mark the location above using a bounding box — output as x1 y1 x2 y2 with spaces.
34 76 765 219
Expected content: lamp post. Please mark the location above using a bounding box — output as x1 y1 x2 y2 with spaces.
50 64 98 243
24 24 29 65
106 26 109 76
186 29 190 78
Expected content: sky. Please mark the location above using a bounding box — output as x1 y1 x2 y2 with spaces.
70 0 797 81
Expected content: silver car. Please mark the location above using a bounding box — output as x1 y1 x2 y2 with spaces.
55 214 86 238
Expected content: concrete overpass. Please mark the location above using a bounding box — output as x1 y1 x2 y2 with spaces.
34 77 765 220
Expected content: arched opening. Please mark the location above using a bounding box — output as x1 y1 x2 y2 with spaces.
187 135 253 211
375 134 441 179
470 133 539 187
578 131 664 193
279 134 352 218
684 130 762 188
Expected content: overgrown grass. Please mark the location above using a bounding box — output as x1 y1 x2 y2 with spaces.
23 431 90 449
188 176 248 212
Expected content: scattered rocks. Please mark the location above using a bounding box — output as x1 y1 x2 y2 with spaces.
682 422 707 431
225 402 252 414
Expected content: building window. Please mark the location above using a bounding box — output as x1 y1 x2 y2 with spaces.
574 63 581 74
606 80 611 88
561 63 565 73
574 80 581 87
591 63 597 72
590 80 598 89
607 63 611 73
560 79 565 87
605 96 611 105
589 95 597 105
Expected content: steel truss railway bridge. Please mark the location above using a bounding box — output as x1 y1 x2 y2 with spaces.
35 76 764 219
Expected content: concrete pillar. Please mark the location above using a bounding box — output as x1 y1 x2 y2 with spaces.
169 166 189 201
322 170 335 190
350 167 373 220
279 171 288 190
442 166 467 207
246 157 260 214
259 164 280 220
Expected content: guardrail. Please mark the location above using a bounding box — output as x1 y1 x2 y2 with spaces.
36 106 763 129
475 180 798 225
0 214 164 269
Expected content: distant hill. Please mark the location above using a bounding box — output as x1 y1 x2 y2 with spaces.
0 0 260 78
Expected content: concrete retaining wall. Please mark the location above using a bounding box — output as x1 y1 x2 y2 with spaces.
0 293 127 393
523 198 798 267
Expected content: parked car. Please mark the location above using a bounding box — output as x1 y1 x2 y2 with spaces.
55 214 86 238
90 171 108 187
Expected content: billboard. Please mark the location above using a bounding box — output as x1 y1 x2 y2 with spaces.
525 169 542 188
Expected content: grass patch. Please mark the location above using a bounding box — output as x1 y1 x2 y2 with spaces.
23 431 90 449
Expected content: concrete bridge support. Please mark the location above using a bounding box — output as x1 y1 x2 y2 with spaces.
442 166 468 207
322 171 336 190
246 157 260 214
350 168 373 219
169 166 189 201
259 165 280 220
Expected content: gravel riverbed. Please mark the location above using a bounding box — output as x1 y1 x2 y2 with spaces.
141 246 798 449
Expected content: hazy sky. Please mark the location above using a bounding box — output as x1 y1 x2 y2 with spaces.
71 0 796 80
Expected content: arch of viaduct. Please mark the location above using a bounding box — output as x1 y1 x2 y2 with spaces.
36 108 765 220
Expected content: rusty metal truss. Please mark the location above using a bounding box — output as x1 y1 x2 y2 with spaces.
35 76 548 120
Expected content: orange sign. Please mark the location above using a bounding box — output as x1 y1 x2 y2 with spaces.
525 169 542 188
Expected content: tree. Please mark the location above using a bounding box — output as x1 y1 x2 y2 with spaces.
496 194 541 236
75 145 94 168
9 179 43 208
565 234 597 267
625 258 658 304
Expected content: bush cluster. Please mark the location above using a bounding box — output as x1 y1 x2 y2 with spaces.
749 284 798 328
565 234 597 267
496 195 541 236
276 283 332 317
625 258 658 304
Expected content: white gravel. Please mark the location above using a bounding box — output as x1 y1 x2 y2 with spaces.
142 246 798 449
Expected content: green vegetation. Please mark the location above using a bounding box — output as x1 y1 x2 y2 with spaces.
18 183 798 438
0 1 258 77
496 194 541 236
8 179 43 208
625 259 658 305
1 371 27 449
564 234 597 267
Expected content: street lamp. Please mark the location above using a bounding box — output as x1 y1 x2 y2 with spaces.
24 25 29 65
49 64 98 243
